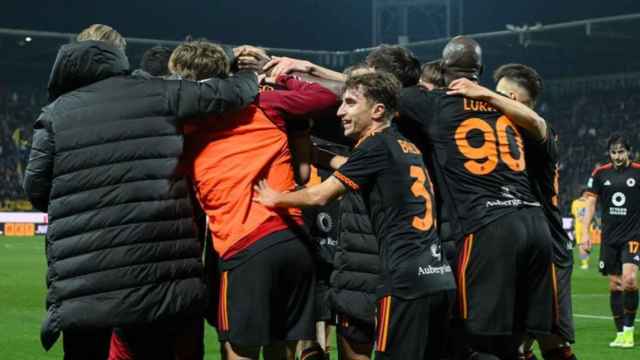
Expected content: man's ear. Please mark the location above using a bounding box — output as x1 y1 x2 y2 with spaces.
371 103 386 121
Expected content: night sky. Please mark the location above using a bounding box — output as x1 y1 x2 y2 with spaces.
1 0 640 50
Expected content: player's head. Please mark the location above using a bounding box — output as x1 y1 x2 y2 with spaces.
419 59 444 90
493 63 543 109
607 133 631 168
366 45 421 87
140 46 173 77
168 40 230 81
441 36 482 86
343 62 375 77
77 24 126 50
337 72 401 140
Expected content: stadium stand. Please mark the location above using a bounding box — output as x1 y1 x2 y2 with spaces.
2 13 640 216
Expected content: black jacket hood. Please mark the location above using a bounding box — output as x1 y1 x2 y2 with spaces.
48 40 130 101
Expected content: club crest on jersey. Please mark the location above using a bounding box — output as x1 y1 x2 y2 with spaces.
627 178 636 187
316 212 333 232
430 244 442 261
604 180 612 186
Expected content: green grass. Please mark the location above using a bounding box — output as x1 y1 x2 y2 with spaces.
0 236 638 359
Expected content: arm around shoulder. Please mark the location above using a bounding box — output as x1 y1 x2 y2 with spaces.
171 70 259 120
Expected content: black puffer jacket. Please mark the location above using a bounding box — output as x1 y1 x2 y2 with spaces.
329 192 380 325
23 41 258 349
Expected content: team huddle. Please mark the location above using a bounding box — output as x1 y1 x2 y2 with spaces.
21 23 640 360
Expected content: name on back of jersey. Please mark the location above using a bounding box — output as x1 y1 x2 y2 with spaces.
463 99 497 113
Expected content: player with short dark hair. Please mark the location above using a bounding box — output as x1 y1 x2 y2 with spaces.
398 36 556 359
255 72 455 360
365 45 421 87
493 63 543 108
582 134 640 348
419 60 444 90
450 63 577 359
140 46 173 76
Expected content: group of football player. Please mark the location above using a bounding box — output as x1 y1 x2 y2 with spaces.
24 23 640 360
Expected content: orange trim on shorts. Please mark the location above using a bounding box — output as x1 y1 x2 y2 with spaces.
457 234 474 320
333 171 360 191
550 264 560 323
376 296 392 352
218 271 229 331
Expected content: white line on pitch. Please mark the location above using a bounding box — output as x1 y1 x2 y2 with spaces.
575 313 639 322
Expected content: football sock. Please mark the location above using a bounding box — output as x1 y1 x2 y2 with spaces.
623 289 638 327
611 290 625 331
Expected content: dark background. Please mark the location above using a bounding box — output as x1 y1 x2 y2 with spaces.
1 0 639 50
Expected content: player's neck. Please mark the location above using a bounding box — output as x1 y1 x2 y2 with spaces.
613 160 631 170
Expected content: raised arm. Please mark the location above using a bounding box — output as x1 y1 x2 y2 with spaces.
264 56 346 82
447 78 547 140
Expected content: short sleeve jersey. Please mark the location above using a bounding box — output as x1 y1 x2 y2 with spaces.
586 162 640 246
397 87 538 236
333 127 455 299
522 126 573 267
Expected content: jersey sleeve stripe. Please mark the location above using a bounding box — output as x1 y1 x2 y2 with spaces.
457 233 475 320
551 264 560 323
219 271 230 331
592 162 613 176
333 171 360 191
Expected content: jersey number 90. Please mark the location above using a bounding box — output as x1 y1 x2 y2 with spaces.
455 116 526 175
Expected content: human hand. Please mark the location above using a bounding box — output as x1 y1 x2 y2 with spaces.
446 78 492 100
237 55 263 73
263 56 313 78
233 45 270 62
253 179 282 208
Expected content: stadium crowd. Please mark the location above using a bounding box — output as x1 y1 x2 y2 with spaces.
6 22 640 360
0 86 38 208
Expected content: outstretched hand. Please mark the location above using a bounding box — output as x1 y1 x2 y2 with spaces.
253 179 282 208
446 78 492 100
263 56 313 78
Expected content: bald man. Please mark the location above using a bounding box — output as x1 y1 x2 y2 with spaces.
396 36 555 359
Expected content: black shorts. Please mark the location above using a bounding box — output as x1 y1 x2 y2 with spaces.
456 207 555 336
336 313 376 345
553 264 575 343
599 240 640 276
217 234 316 346
374 292 449 360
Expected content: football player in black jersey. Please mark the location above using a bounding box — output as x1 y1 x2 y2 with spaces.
397 36 556 359
447 64 577 360
254 72 455 360
582 134 640 348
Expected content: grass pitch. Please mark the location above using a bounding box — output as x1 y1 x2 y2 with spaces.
0 236 638 359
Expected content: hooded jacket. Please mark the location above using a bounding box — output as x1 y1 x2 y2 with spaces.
23 40 258 349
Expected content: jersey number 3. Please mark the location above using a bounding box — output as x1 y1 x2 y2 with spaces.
455 116 525 175
410 166 434 231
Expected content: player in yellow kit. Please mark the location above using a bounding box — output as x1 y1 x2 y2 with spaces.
572 188 590 269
